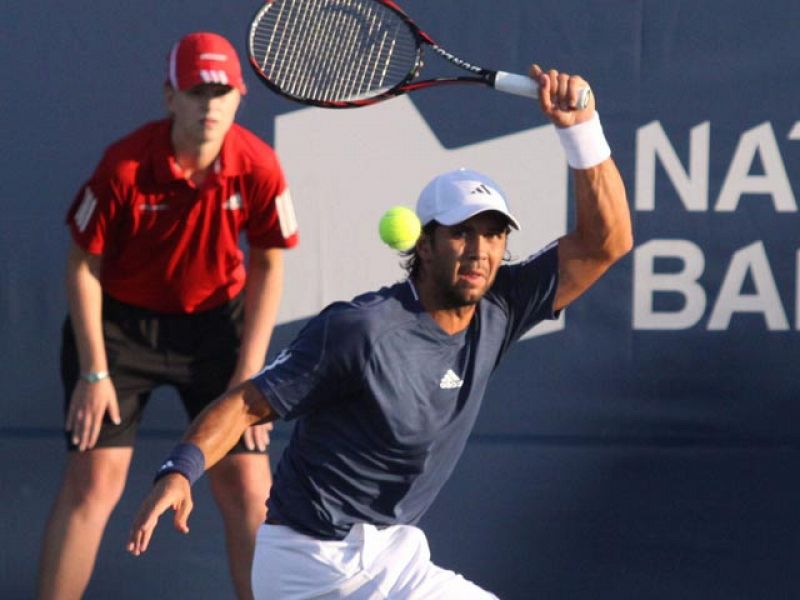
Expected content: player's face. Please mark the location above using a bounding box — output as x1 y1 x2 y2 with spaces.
423 211 509 307
166 83 241 146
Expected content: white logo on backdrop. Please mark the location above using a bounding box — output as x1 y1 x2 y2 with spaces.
274 96 570 339
633 119 800 331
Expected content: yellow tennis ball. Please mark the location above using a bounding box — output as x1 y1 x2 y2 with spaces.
378 206 421 251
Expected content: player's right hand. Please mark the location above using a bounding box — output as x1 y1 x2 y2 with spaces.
529 64 595 129
65 378 121 451
127 474 194 556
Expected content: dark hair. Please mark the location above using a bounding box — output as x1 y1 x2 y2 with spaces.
402 221 439 278
401 220 514 278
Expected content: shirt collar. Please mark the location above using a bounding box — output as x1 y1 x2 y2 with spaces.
215 125 248 177
152 120 246 184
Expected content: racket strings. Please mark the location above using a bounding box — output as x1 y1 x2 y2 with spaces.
250 0 418 102
254 0 414 99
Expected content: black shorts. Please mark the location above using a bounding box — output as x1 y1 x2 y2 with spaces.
60 293 259 453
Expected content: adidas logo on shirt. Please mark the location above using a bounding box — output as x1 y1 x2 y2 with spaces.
263 349 292 372
275 189 298 238
439 369 464 390
74 187 97 233
223 193 242 210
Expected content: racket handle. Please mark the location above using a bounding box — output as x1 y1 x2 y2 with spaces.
493 71 591 110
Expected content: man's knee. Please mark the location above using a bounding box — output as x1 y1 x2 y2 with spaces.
59 448 132 510
208 454 270 516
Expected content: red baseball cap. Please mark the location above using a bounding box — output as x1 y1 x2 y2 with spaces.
167 32 247 94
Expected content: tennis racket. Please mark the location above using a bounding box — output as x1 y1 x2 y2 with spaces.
247 0 591 109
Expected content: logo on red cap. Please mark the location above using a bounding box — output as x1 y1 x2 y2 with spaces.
168 32 247 94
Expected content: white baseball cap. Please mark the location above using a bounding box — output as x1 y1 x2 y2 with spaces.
416 168 520 230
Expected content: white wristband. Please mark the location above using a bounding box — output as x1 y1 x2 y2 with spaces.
555 112 611 169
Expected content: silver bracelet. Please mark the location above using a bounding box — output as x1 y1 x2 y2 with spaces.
80 370 110 383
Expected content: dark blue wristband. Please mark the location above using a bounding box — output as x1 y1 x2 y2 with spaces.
154 442 205 486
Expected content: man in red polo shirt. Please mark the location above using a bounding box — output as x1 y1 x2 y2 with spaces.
36 32 298 600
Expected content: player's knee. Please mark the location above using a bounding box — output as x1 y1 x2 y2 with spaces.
211 477 266 513
60 477 126 515
209 474 267 526
61 454 129 510
210 453 269 488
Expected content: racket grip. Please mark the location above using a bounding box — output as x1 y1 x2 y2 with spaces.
493 71 591 109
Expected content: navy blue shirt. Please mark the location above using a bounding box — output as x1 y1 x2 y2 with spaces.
252 243 560 539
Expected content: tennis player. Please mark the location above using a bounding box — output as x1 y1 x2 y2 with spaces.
127 65 631 598
36 32 298 600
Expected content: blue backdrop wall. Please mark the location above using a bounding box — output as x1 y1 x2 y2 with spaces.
2 1 799 598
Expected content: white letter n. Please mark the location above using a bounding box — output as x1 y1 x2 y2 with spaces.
636 121 710 212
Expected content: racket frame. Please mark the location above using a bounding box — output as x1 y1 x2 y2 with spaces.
247 0 585 109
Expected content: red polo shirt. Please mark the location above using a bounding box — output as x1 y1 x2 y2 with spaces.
67 119 298 313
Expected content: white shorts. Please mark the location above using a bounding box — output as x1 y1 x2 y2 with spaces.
251 522 499 599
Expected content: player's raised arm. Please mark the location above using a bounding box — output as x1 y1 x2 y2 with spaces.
127 381 276 556
530 64 633 311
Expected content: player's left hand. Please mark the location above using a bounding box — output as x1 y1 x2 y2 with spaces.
127 474 193 556
243 422 272 452
530 64 595 128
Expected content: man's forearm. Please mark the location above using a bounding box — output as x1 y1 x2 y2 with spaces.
554 157 633 310
235 248 285 379
183 381 276 468
572 157 633 262
66 243 107 374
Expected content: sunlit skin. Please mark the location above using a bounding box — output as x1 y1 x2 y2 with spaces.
415 211 510 318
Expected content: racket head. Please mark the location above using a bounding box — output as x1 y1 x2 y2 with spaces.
247 0 425 108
